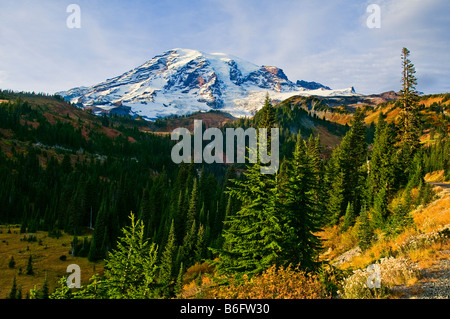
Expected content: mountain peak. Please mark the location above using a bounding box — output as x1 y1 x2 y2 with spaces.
57 49 355 120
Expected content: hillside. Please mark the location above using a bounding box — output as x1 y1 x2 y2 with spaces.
0 88 448 300
319 179 449 299
284 92 450 138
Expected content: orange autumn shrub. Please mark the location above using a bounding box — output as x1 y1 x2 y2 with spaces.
214 265 328 299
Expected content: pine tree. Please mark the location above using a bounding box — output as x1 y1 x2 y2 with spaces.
325 149 344 225
8 256 15 269
101 213 159 298
88 197 108 262
407 150 425 189
173 189 187 245
185 178 199 237
8 277 17 299
259 93 276 130
327 108 367 223
306 134 326 223
368 113 396 201
51 213 160 299
38 274 50 299
258 93 276 149
215 160 283 276
341 202 356 231
174 262 184 297
194 224 205 262
26 255 34 275
16 285 22 300
396 47 421 186
181 219 197 268
279 134 322 270
138 186 152 237
358 203 373 251
399 47 420 149
372 185 387 229
159 220 176 295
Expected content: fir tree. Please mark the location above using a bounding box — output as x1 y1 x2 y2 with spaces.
88 197 108 262
138 186 152 237
258 93 276 149
159 220 176 295
8 256 15 269
325 149 344 225
396 47 421 186
372 185 387 229
280 134 322 270
101 213 159 298
215 159 282 276
185 178 199 237
181 219 197 268
174 262 184 297
341 202 356 231
407 150 425 189
194 224 205 262
259 93 276 130
368 113 396 201
38 274 50 299
327 108 367 223
16 286 22 300
399 47 420 150
8 277 17 299
358 203 373 251
26 255 34 275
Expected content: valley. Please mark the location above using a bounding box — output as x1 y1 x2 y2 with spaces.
0 83 448 299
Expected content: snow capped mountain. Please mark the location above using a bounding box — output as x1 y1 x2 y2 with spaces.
57 48 359 120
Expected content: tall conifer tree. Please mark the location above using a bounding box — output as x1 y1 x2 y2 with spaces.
280 134 322 270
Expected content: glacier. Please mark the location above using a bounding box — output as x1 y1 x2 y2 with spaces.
57 48 360 120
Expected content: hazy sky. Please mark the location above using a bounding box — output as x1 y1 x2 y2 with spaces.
0 0 449 95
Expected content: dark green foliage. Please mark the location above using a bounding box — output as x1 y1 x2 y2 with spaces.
358 203 373 251
215 159 283 275
8 256 15 269
423 137 450 174
325 108 367 223
341 202 356 231
398 47 420 153
215 131 325 275
7 277 18 299
26 255 34 275
37 275 50 299
279 134 323 270
258 93 276 130
385 187 415 235
52 213 160 299
396 48 421 187
372 185 388 229
174 262 184 297
368 113 396 203
159 220 176 296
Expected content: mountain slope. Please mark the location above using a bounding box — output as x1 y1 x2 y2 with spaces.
58 48 358 120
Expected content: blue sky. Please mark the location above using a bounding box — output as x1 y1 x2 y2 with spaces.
0 0 449 95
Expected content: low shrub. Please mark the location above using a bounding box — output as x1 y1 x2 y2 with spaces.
340 256 421 299
213 265 328 299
